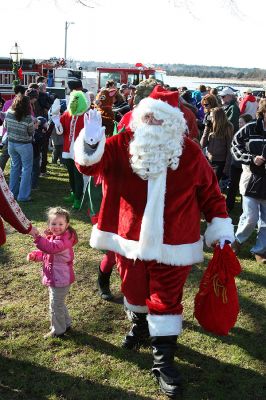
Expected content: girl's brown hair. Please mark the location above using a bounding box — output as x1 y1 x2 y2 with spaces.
201 94 219 109
11 94 31 121
211 107 234 138
46 207 78 239
256 98 266 119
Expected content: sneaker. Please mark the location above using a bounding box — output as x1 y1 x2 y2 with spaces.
64 192 75 203
43 331 65 339
254 254 266 264
72 199 81 210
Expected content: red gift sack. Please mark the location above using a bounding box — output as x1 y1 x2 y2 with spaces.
194 244 242 335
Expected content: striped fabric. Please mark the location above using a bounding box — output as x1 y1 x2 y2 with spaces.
5 110 34 143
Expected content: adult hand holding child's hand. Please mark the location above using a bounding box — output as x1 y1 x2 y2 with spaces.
29 226 39 239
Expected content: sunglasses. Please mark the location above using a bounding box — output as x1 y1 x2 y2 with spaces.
204 103 210 107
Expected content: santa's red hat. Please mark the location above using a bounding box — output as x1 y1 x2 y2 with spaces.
149 85 179 108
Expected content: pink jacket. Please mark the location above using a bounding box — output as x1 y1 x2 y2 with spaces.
28 229 78 287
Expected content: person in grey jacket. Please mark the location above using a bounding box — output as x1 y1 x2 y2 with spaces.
5 95 34 201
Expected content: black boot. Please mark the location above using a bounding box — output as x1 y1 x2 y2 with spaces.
151 336 181 398
122 310 150 350
97 267 113 301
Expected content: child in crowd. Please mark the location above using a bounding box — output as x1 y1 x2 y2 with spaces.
50 121 64 165
27 207 78 338
32 117 47 189
47 98 65 166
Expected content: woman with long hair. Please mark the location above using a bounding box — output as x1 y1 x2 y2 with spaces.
5 94 34 201
200 94 219 132
200 106 234 182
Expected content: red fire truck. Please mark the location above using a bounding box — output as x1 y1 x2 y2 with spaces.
0 59 166 101
0 57 85 100
0 57 55 100
96 63 166 89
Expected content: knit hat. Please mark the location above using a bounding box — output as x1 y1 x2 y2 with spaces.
37 116 47 129
149 85 179 108
68 90 90 116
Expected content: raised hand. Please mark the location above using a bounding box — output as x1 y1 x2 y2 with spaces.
84 109 105 146
48 99 63 135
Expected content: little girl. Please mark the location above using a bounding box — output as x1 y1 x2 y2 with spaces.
27 207 78 339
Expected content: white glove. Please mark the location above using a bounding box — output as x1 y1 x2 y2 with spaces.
84 109 105 145
51 115 63 135
49 98 61 116
219 237 232 249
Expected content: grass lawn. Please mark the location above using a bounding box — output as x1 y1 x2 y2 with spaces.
0 158 265 400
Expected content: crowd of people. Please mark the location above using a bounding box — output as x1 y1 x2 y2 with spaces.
0 76 266 398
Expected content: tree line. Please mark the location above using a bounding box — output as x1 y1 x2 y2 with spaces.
78 61 266 81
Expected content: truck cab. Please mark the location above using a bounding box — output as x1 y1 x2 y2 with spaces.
96 65 166 90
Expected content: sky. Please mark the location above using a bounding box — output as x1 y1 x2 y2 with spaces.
1 0 266 70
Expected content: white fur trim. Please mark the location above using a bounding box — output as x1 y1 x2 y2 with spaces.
124 297 148 313
90 225 204 266
147 314 183 336
204 217 235 247
131 97 186 130
74 129 106 166
138 172 166 260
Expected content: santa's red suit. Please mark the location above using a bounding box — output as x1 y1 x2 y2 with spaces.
74 96 234 337
0 168 32 246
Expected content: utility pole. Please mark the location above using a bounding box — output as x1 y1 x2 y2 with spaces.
64 21 75 61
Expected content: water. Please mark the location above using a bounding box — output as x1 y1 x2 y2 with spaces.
164 76 264 93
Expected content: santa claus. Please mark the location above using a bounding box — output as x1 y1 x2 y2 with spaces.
74 86 234 398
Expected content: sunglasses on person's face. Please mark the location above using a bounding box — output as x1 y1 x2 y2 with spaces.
204 103 210 106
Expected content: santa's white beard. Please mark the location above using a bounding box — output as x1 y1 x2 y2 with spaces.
129 123 184 180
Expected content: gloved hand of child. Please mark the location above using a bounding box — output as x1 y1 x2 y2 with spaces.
27 253 35 262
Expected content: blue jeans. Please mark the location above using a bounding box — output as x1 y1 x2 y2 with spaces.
8 141 33 201
235 195 266 255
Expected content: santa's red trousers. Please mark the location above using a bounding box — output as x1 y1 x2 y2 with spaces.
116 254 191 314
100 250 116 273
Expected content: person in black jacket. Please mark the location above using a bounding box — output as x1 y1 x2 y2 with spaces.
32 117 47 189
113 92 130 122
231 99 266 263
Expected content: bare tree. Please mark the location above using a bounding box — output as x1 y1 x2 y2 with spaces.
75 0 94 7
